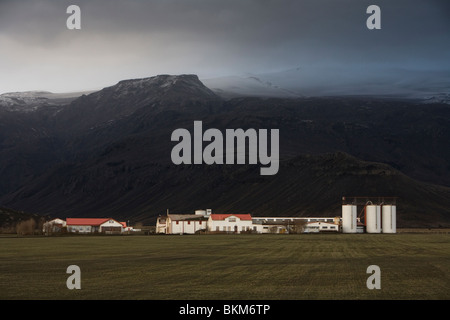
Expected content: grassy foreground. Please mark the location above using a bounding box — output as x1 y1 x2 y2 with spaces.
0 233 448 300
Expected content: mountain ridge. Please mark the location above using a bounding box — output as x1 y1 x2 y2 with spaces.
52 74 222 134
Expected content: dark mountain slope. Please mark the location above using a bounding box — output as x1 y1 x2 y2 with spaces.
2 151 449 228
53 74 222 134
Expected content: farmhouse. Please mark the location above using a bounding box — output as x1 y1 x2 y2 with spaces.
66 218 126 234
157 210 254 234
208 213 253 233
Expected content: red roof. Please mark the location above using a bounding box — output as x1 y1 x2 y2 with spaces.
210 214 252 221
66 218 111 226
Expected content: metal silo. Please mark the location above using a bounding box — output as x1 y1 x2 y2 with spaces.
382 205 396 233
366 205 381 233
342 205 357 233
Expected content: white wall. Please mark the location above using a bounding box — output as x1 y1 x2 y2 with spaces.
169 220 207 234
208 216 253 233
99 219 124 232
67 225 92 233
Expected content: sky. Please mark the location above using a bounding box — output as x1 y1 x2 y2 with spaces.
0 0 449 94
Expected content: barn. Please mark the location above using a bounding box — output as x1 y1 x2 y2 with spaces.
165 214 209 234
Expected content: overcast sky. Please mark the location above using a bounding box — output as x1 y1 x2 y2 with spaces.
0 0 449 94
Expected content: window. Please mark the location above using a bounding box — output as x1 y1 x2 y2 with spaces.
216 226 219 231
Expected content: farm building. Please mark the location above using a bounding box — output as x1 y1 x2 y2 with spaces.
304 221 340 233
42 218 66 234
157 210 254 234
341 197 397 233
157 209 344 234
252 217 340 233
157 210 212 234
155 216 167 234
164 213 209 234
66 218 127 234
208 213 253 233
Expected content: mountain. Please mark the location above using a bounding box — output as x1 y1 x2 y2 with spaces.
0 74 450 228
54 74 222 134
202 75 304 99
0 90 92 113
203 67 450 101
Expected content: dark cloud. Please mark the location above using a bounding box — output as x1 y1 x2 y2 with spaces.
0 0 449 93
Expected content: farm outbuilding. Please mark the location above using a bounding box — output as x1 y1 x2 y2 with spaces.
157 210 254 234
251 217 340 234
42 218 66 234
341 197 397 234
164 213 209 234
66 218 126 234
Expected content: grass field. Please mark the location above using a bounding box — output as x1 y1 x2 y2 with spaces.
0 233 449 300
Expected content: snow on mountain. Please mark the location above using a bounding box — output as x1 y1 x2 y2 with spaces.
53 74 223 133
82 74 219 107
202 67 450 101
202 74 304 99
0 91 94 113
421 93 450 105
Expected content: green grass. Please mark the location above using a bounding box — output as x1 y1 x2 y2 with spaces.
0 233 449 300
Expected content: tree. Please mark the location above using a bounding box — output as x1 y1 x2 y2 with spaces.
287 219 307 234
16 218 36 236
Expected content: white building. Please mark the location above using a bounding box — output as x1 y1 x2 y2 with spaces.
66 218 126 234
157 210 344 235
208 214 253 233
42 218 66 234
303 221 340 233
252 217 340 234
156 216 167 234
164 214 209 234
